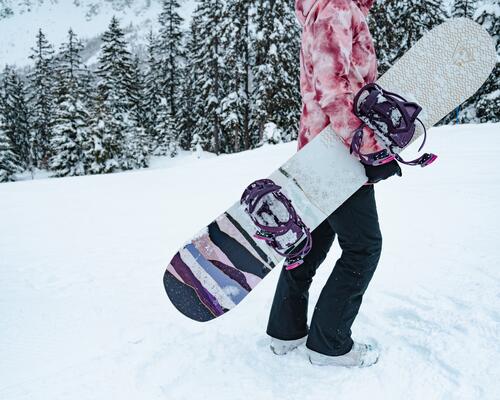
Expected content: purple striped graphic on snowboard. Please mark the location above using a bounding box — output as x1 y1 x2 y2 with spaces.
164 212 274 321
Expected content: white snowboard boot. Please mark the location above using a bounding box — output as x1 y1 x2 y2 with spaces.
307 342 379 368
269 335 307 355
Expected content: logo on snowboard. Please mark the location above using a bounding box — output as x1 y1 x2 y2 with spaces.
452 45 475 67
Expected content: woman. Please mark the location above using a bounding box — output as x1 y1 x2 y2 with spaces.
266 0 401 367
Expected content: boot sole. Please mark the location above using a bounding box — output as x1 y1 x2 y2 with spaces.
308 351 380 368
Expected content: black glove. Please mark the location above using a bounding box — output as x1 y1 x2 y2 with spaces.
363 160 402 184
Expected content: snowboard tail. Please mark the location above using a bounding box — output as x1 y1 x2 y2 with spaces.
164 18 496 322
165 211 275 321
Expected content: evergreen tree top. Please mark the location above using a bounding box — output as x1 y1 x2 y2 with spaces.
29 28 54 62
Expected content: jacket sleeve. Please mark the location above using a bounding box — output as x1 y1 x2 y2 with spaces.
310 0 383 155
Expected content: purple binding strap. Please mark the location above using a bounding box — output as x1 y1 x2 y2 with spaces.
241 179 312 270
350 126 396 166
351 83 437 168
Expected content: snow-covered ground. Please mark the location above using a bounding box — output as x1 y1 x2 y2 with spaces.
1 123 499 399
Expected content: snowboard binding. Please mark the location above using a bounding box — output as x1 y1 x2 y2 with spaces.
241 179 312 270
350 83 437 167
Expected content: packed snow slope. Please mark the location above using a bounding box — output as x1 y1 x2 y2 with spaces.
1 123 500 400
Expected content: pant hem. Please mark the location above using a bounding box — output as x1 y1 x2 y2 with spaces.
266 330 309 342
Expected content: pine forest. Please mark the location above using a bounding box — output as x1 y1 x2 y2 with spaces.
0 0 498 182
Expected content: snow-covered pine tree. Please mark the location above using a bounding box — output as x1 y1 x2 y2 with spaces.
144 31 163 149
122 55 149 169
262 122 282 145
191 132 203 158
0 122 20 182
251 0 272 147
154 98 178 157
219 0 252 152
157 0 184 125
129 55 147 130
92 16 135 172
177 18 202 151
123 123 150 168
190 0 225 155
0 71 22 182
86 97 120 174
27 28 56 168
49 29 91 177
452 0 477 18
255 0 301 144
0 66 32 171
80 65 96 110
367 0 395 75
251 0 301 145
473 2 499 123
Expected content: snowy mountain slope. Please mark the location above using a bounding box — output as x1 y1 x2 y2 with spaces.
0 0 196 67
1 123 499 400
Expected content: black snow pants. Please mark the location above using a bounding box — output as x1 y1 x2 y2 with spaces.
266 184 382 356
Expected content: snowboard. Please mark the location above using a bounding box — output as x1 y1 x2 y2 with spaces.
163 18 496 322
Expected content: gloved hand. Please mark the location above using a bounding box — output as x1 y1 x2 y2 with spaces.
363 160 402 184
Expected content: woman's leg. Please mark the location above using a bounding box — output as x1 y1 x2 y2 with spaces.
306 185 382 356
266 218 336 340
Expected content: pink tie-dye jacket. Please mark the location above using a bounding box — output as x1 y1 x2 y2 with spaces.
295 0 385 155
